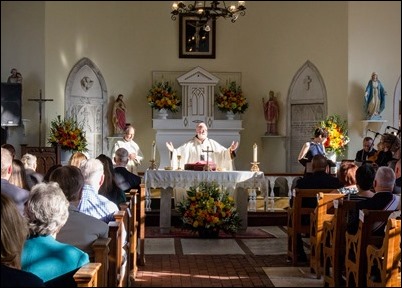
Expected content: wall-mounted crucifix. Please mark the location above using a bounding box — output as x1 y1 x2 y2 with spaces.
28 90 53 146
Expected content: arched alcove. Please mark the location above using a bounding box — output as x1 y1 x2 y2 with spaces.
286 60 327 173
65 58 108 158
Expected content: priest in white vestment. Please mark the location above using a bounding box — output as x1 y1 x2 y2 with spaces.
166 122 238 171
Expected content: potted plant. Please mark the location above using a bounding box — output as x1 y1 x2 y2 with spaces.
177 181 241 238
147 81 181 119
215 81 248 119
48 115 88 153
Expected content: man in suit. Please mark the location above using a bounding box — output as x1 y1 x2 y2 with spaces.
355 136 377 164
114 147 141 193
49 165 109 258
1 147 29 215
293 154 343 261
20 153 44 190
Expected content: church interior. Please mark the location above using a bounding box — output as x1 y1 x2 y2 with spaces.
1 1 401 287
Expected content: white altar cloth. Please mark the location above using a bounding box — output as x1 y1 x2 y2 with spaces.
144 170 267 233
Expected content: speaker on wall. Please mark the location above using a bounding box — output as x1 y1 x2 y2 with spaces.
1 83 22 127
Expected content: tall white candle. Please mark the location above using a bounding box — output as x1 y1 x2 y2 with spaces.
152 141 156 160
253 143 257 162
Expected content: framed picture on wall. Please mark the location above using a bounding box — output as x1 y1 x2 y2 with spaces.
179 14 216 59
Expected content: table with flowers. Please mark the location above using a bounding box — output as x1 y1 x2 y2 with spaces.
144 169 267 234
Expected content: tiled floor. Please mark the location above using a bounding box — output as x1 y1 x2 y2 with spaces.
133 226 311 287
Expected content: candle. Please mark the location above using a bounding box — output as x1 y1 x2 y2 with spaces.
152 141 156 161
253 143 257 162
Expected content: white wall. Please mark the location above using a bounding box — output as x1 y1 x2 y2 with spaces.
1 1 400 172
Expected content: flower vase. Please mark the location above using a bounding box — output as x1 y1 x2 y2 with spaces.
226 111 235 120
326 151 337 163
198 228 220 239
60 149 73 164
157 109 168 120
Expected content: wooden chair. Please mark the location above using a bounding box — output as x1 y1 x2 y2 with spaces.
73 262 102 287
287 188 333 265
366 218 401 287
345 209 394 287
322 198 362 287
20 144 60 175
309 192 344 278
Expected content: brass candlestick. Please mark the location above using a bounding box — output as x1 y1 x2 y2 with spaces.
149 159 157 170
250 162 260 172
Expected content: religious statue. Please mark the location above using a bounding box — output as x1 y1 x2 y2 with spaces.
364 72 386 120
7 68 23 84
262 91 279 135
112 94 126 135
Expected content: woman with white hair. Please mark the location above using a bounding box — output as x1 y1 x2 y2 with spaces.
20 153 43 189
21 182 89 283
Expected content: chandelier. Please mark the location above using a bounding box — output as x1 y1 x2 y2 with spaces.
171 1 246 23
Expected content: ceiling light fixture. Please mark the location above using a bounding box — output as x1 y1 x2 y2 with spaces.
171 1 246 23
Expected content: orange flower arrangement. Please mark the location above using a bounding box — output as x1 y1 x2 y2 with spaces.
47 115 88 152
318 115 350 156
215 81 248 114
177 182 241 235
147 81 181 112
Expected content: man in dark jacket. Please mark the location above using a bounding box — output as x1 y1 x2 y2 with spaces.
114 147 141 193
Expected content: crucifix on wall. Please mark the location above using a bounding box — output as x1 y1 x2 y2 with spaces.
28 89 53 146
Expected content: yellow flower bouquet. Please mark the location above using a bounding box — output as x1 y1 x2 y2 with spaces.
47 115 88 152
318 114 350 156
177 182 241 237
215 81 248 114
147 81 181 112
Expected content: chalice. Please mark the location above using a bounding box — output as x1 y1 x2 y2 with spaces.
177 155 182 170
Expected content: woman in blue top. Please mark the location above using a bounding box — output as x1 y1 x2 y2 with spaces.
298 127 328 174
21 182 89 283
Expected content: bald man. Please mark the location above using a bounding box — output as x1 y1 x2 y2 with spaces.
166 122 238 171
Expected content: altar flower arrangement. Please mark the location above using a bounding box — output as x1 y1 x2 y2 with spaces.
215 81 248 114
147 81 181 112
48 115 88 152
177 182 241 236
317 114 350 156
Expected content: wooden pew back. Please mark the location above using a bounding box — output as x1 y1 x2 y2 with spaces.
309 192 344 278
287 188 333 265
366 217 401 287
323 198 362 287
73 262 102 287
345 209 394 287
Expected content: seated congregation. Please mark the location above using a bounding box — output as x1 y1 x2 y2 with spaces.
1 146 143 287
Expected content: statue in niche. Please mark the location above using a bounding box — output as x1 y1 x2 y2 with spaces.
262 90 279 135
364 72 386 120
112 94 127 135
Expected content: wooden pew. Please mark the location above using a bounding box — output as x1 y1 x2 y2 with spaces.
121 189 138 281
309 192 343 278
345 209 394 287
137 183 146 266
322 198 362 287
73 262 102 287
287 188 333 265
366 217 401 287
108 210 130 287
90 237 111 287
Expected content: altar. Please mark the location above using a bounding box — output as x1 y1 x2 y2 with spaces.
144 170 267 233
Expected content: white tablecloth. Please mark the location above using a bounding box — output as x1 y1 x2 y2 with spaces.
144 170 267 233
